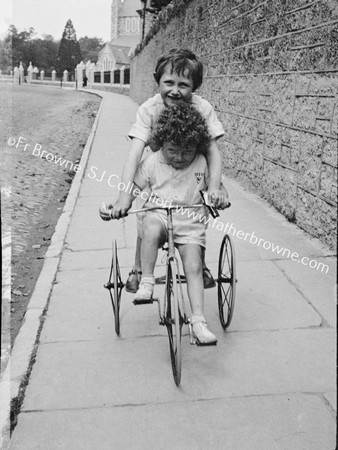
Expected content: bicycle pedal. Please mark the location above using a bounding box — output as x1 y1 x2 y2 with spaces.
155 274 186 284
133 298 154 305
195 340 218 347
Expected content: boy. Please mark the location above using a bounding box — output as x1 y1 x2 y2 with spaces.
101 103 218 344
111 48 228 292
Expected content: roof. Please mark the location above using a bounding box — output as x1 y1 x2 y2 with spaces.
110 34 140 49
107 44 130 65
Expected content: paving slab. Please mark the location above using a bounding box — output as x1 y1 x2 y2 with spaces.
21 328 335 412
52 259 322 338
65 201 137 251
215 259 322 331
275 258 336 328
10 394 336 450
39 267 167 343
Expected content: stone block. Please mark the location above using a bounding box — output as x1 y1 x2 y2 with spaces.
296 189 337 250
250 20 266 41
331 97 338 136
320 163 337 200
263 160 297 219
298 132 323 192
293 96 317 130
272 37 290 71
265 123 282 160
315 118 331 135
308 45 326 70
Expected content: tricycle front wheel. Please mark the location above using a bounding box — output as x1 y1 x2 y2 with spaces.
217 234 236 329
104 239 124 335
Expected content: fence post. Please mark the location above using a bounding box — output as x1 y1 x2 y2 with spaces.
40 70 45 81
88 63 95 84
78 61 86 87
14 67 19 84
120 66 125 86
19 62 24 84
27 62 33 84
51 70 56 82
63 70 68 82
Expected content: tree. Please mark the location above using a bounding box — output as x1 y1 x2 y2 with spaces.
0 36 12 72
55 19 82 78
78 36 104 63
0 25 60 73
30 38 59 73
150 0 171 9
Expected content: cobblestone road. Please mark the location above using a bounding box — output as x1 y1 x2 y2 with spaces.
0 83 101 355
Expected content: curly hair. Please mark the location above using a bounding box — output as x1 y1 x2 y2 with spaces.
151 102 211 155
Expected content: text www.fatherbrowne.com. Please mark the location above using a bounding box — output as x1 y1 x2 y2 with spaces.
87 166 330 275
7 139 329 275
175 205 329 274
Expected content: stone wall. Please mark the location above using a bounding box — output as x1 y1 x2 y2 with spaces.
130 0 338 250
86 84 130 96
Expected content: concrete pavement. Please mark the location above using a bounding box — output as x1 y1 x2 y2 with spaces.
6 90 337 449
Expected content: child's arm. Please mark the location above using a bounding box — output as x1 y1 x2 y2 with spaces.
111 101 154 218
99 179 143 221
205 139 229 208
111 138 146 219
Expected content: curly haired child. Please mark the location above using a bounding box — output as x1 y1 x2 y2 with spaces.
102 102 218 344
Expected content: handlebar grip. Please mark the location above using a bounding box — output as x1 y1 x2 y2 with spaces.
200 190 219 218
199 191 231 218
207 204 219 219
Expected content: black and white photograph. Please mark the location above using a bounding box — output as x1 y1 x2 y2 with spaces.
0 0 337 448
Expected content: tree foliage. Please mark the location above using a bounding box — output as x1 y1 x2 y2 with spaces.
78 36 104 62
0 25 59 73
0 21 104 75
56 19 82 77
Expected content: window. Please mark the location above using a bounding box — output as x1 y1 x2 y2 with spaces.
125 17 130 32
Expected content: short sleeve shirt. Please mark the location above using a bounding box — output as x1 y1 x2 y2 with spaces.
134 150 208 205
134 150 211 246
128 94 224 146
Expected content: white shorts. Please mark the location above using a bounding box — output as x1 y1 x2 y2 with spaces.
139 208 207 248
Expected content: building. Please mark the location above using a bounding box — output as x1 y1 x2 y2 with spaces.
97 0 142 71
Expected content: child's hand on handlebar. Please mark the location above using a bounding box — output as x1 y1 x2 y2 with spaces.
207 187 230 209
110 196 132 219
99 202 113 221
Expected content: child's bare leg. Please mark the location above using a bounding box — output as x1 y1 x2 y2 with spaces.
201 247 216 288
135 215 166 299
141 216 166 276
201 247 207 269
125 236 142 293
177 244 204 315
178 244 217 344
134 236 142 271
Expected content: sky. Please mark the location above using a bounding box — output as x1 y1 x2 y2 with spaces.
0 0 112 41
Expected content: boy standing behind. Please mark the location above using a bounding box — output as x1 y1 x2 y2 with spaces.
111 48 228 292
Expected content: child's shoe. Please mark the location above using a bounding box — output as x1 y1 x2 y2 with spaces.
202 267 216 289
191 315 217 345
134 276 155 300
125 270 142 293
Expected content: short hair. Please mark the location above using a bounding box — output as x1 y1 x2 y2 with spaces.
153 48 203 91
151 102 210 155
